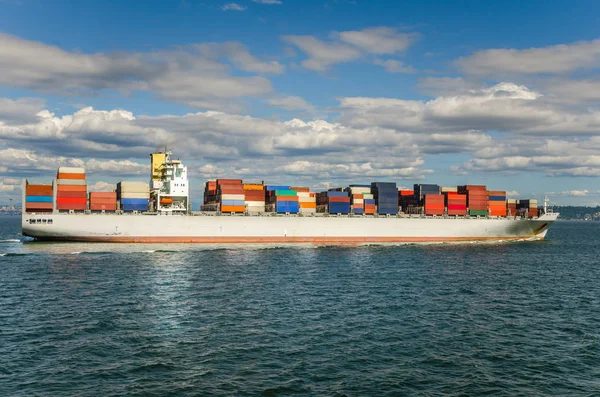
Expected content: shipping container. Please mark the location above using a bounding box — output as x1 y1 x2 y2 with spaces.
25 184 53 196
221 205 245 213
56 179 86 186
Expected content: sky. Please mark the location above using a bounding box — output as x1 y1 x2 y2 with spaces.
1 0 600 206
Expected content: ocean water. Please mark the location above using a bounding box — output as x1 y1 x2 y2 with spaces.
1 216 599 396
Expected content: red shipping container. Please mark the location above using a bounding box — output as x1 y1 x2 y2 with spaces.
56 197 86 205
399 190 414 196
328 196 350 203
352 194 364 199
57 203 87 211
57 190 87 198
448 204 467 210
425 208 444 215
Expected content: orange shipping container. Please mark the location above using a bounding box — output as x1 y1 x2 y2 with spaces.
90 204 118 211
26 185 53 196
57 173 85 180
221 205 245 213
299 202 317 209
290 186 310 192
275 196 299 202
57 185 87 192
90 198 117 205
26 202 53 210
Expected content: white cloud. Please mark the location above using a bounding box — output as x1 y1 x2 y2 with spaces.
0 33 276 110
283 27 417 71
282 35 361 71
252 0 282 3
267 96 315 112
456 38 600 76
337 27 416 54
506 190 520 197
0 98 46 125
88 181 116 192
547 190 590 197
373 59 416 74
221 3 246 11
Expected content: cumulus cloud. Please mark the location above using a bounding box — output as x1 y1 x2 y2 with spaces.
0 33 278 110
88 181 117 192
0 98 46 125
221 3 246 11
456 38 600 76
283 27 417 71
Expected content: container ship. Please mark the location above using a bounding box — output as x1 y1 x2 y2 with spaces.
21 151 558 243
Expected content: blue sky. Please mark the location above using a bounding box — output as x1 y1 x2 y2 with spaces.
1 0 600 206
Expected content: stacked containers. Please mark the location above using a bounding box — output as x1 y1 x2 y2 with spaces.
117 181 150 211
507 199 517 216
518 199 539 217
414 184 441 206
218 179 244 213
318 191 350 214
372 182 398 214
25 183 53 213
424 194 445 215
445 191 467 216
203 181 218 207
398 189 416 212
488 190 507 217
346 185 371 214
89 192 117 211
268 188 299 214
243 183 265 213
459 185 488 216
56 167 87 211
292 186 316 214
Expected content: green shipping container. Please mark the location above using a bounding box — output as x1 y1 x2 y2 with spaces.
274 190 297 196
469 210 489 216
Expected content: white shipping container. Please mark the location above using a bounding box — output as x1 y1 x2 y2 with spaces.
58 166 86 174
507 199 517 204
353 199 364 204
121 192 150 199
299 207 316 213
441 187 458 192
297 192 312 198
348 187 371 194
56 179 86 186
245 200 266 206
220 194 245 201
298 197 316 202
119 181 149 193
363 194 374 199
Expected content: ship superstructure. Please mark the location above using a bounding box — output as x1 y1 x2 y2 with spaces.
150 151 189 213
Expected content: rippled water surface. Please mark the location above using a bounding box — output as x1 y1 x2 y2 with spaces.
1 216 599 396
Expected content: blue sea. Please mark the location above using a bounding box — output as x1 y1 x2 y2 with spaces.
1 215 599 396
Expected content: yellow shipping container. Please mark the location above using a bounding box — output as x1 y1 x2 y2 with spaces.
243 183 264 191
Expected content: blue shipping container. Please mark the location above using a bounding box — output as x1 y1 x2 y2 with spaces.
364 199 376 204
122 198 149 205
221 200 245 206
488 196 506 201
353 208 364 214
26 196 53 203
122 204 148 211
327 191 349 197
266 185 290 191
276 203 299 213
328 203 350 214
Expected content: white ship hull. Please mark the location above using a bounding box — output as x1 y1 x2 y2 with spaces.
22 212 559 243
